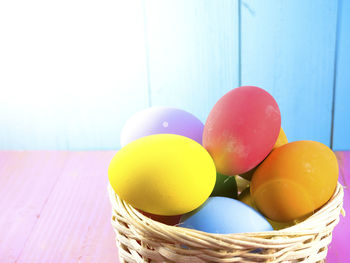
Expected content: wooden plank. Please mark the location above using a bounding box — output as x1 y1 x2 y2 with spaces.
332 0 350 150
0 151 348 262
0 0 149 150
16 151 119 263
241 0 338 146
327 151 350 262
0 151 68 262
145 0 239 122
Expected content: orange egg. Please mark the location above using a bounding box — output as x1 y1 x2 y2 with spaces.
240 128 288 181
251 140 338 222
238 188 293 230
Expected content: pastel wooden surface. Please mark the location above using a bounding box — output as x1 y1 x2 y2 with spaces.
0 152 69 262
0 151 347 262
327 151 350 262
241 0 338 147
0 151 119 263
0 1 350 150
332 0 350 150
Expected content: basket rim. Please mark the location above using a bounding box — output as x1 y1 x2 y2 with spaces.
108 182 344 238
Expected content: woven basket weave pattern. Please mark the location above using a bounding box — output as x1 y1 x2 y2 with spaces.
109 183 344 263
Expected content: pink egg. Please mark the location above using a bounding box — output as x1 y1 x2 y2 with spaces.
203 86 281 175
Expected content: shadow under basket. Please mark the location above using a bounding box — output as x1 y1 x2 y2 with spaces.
108 183 344 263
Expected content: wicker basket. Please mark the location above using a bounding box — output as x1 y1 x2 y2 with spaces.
108 183 344 263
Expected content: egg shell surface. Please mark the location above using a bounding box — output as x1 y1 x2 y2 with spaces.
240 127 288 181
109 134 216 216
210 173 238 199
273 127 288 150
121 107 204 147
238 188 293 230
203 86 281 175
180 197 273 234
138 210 181 226
251 140 339 222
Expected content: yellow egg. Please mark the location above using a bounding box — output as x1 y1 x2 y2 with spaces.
272 127 288 149
108 134 216 216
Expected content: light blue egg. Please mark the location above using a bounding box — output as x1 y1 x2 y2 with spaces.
180 197 273 234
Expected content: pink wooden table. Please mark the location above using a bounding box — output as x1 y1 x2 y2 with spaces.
0 151 119 263
0 151 348 263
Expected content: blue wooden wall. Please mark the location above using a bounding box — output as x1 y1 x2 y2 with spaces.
0 0 349 150
333 0 350 150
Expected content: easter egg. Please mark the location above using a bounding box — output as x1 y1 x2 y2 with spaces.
238 188 293 230
108 134 216 216
240 127 288 181
210 173 238 199
238 187 254 207
139 210 181 226
180 197 273 234
251 140 339 222
273 127 288 150
203 86 281 175
121 107 204 147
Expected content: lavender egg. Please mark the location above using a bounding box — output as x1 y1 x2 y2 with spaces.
120 107 204 147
